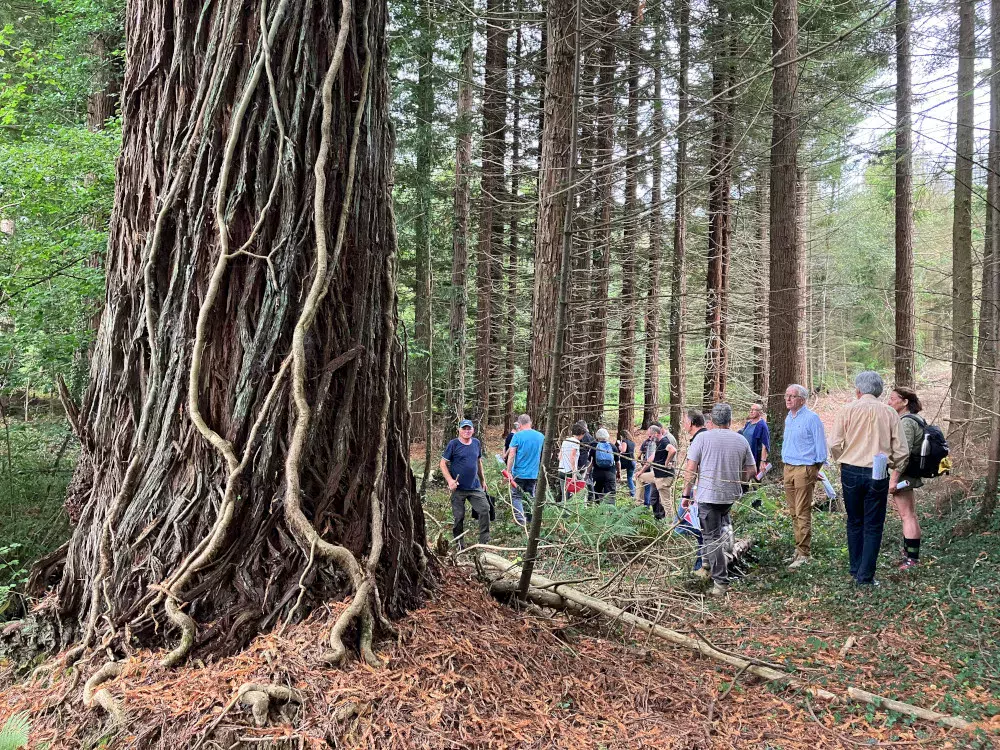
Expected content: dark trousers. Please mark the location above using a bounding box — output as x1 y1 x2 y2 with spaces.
593 470 616 504
511 478 536 524
649 484 665 520
451 489 491 547
698 502 733 586
841 464 889 584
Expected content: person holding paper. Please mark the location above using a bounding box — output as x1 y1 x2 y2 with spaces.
828 371 908 586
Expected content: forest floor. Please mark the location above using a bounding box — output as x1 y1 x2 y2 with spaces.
2 372 1000 747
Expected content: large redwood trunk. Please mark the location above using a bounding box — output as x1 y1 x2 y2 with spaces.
42 0 427 661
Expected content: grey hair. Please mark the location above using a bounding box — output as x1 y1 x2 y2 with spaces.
855 370 884 397
648 423 662 434
595 427 611 441
710 403 733 427
787 383 808 399
515 413 532 427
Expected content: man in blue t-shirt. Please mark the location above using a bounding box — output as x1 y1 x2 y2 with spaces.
441 419 490 548
505 413 545 525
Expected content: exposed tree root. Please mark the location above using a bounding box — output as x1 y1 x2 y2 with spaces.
237 683 303 727
82 660 125 726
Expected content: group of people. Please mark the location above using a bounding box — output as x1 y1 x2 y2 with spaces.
441 369 933 595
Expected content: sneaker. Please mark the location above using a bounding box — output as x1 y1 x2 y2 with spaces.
855 579 881 588
787 554 810 570
898 557 918 572
710 583 729 597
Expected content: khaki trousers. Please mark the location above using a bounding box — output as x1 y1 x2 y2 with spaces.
783 464 819 557
654 475 676 519
635 469 654 504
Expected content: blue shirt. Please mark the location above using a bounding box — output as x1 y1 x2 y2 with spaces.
442 438 483 490
509 428 544 480
740 420 771 467
781 407 828 466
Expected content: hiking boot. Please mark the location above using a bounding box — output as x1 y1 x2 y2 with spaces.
710 583 729 597
692 567 710 580
898 557 918 572
787 554 810 570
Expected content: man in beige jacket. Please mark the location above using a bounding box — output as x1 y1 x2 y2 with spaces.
828 371 908 586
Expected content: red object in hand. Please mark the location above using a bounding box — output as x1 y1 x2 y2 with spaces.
565 477 586 495
501 469 518 488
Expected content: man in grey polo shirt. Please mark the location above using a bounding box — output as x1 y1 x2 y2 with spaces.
680 403 756 596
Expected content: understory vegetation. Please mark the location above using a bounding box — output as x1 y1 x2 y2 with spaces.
420 436 1000 741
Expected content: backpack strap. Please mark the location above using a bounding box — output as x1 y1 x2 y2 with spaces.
900 414 926 427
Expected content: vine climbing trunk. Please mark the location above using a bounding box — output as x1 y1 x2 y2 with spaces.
38 0 427 663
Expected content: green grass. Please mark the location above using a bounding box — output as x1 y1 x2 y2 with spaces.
0 416 75 614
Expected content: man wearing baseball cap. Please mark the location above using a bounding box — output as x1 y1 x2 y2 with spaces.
440 419 490 548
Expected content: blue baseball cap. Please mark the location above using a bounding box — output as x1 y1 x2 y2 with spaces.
459 419 474 429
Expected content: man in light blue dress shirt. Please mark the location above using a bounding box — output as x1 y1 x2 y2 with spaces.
781 384 828 569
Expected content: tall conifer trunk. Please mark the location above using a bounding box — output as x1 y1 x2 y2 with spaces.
445 29 474 443
768 0 801 440
894 0 916 388
951 0 975 442
668 0 689 436
475 0 509 426
617 0 641 435
644 17 664 428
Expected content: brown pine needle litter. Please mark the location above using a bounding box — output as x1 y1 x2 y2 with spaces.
0 568 985 748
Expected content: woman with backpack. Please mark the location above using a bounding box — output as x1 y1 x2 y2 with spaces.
888 386 924 570
592 428 620 504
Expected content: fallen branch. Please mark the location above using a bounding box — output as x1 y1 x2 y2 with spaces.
847 687 971 730
476 552 975 731
477 551 837 701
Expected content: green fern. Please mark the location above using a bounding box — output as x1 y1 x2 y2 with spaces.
0 712 31 750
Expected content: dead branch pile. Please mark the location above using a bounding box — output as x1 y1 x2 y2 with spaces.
0 568 983 748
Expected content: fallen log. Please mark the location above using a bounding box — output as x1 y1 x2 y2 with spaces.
476 552 974 730
847 687 971 730
477 551 838 702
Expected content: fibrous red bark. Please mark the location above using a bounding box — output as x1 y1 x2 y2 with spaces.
38 0 427 663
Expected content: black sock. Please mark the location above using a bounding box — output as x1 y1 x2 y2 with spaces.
903 537 921 560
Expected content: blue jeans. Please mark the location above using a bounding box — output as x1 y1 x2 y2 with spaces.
841 464 889 584
511 477 536 525
624 463 636 495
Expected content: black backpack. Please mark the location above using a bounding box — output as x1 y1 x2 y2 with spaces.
901 414 950 479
